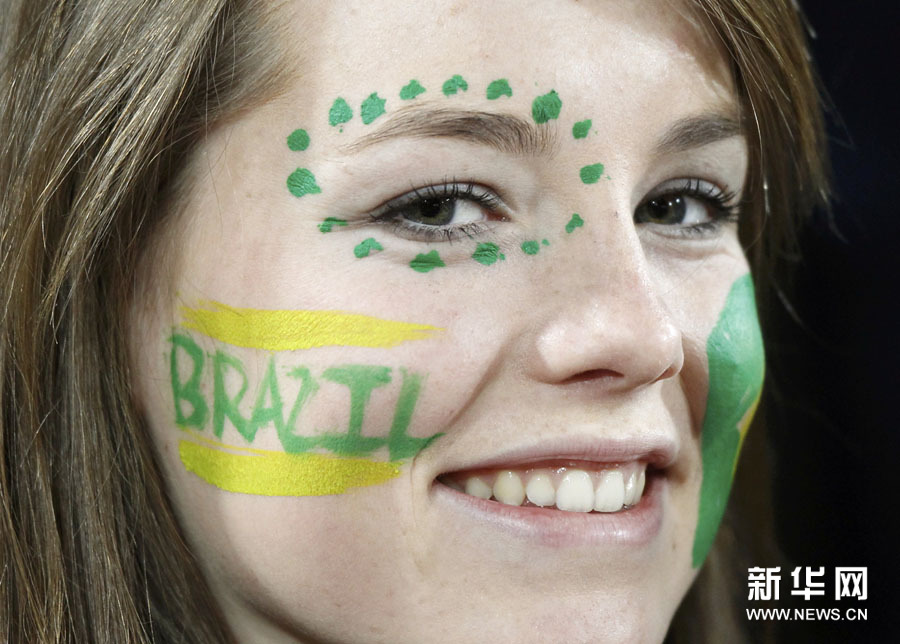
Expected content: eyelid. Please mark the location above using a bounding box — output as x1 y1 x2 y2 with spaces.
642 177 738 206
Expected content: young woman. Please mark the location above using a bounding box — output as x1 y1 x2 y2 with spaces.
0 1 827 641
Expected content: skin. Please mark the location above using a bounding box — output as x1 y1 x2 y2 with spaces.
131 1 754 642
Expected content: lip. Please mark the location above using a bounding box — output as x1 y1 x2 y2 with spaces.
429 435 676 547
431 472 666 548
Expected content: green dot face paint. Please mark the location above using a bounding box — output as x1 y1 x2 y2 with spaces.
565 213 584 233
521 241 540 255
486 78 512 100
354 237 384 258
692 273 765 567
400 79 426 100
531 89 561 124
410 250 445 273
441 74 468 96
472 242 505 265
287 129 310 151
317 217 347 233
572 119 591 139
287 168 321 198
360 92 387 125
329 97 353 127
579 163 604 184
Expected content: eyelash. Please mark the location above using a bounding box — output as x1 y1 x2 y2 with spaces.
364 177 740 243
367 181 505 242
635 178 740 239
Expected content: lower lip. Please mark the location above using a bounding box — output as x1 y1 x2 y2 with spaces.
430 473 667 548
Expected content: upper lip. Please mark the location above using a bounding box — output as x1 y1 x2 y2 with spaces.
436 433 679 475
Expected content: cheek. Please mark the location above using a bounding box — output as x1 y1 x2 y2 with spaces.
691 273 765 567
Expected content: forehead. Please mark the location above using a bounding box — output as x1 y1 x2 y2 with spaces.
273 0 735 119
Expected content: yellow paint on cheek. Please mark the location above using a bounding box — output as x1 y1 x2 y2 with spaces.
179 300 441 351
178 433 402 496
732 388 762 478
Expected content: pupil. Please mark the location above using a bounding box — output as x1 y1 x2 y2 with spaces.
417 198 454 225
648 195 685 224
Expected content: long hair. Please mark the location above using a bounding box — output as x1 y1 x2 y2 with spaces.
0 1 827 642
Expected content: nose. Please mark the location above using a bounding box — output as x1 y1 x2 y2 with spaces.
528 227 684 393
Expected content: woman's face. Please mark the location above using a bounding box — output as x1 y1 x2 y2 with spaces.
133 0 763 641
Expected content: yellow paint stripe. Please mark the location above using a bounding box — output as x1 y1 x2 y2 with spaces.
178 439 402 497
179 300 441 351
732 389 762 478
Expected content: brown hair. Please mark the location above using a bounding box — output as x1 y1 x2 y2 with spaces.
0 1 827 642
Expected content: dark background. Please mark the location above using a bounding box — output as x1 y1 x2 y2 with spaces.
766 3 899 642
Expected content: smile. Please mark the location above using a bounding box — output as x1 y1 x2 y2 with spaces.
439 461 647 513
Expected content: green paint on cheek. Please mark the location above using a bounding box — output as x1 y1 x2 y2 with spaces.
287 168 321 198
486 78 512 100
360 92 386 125
442 74 468 96
409 250 445 273
318 217 347 233
572 119 591 139
328 97 353 127
354 237 383 258
579 163 604 184
400 79 426 100
692 273 765 568
286 128 310 151
472 242 505 265
565 213 584 233
541 239 550 246
521 240 540 255
531 89 561 124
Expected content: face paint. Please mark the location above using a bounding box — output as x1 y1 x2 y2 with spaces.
541 239 550 246
472 242 505 265
286 128 310 151
486 78 512 100
360 92 386 125
565 213 584 233
354 237 384 258
521 241 540 255
531 89 561 124
287 168 322 198
400 79 426 100
409 250 445 273
318 217 347 233
171 317 444 496
328 97 353 127
178 301 442 351
441 74 468 96
691 273 765 567
572 119 591 139
579 163 604 184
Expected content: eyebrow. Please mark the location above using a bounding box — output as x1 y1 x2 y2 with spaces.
340 105 557 157
652 113 743 156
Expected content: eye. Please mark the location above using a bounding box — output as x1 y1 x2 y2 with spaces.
369 182 507 242
634 178 738 236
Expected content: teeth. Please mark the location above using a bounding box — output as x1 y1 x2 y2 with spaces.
465 476 492 499
525 470 555 507
556 469 595 512
453 463 649 512
492 471 526 505
594 470 625 512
